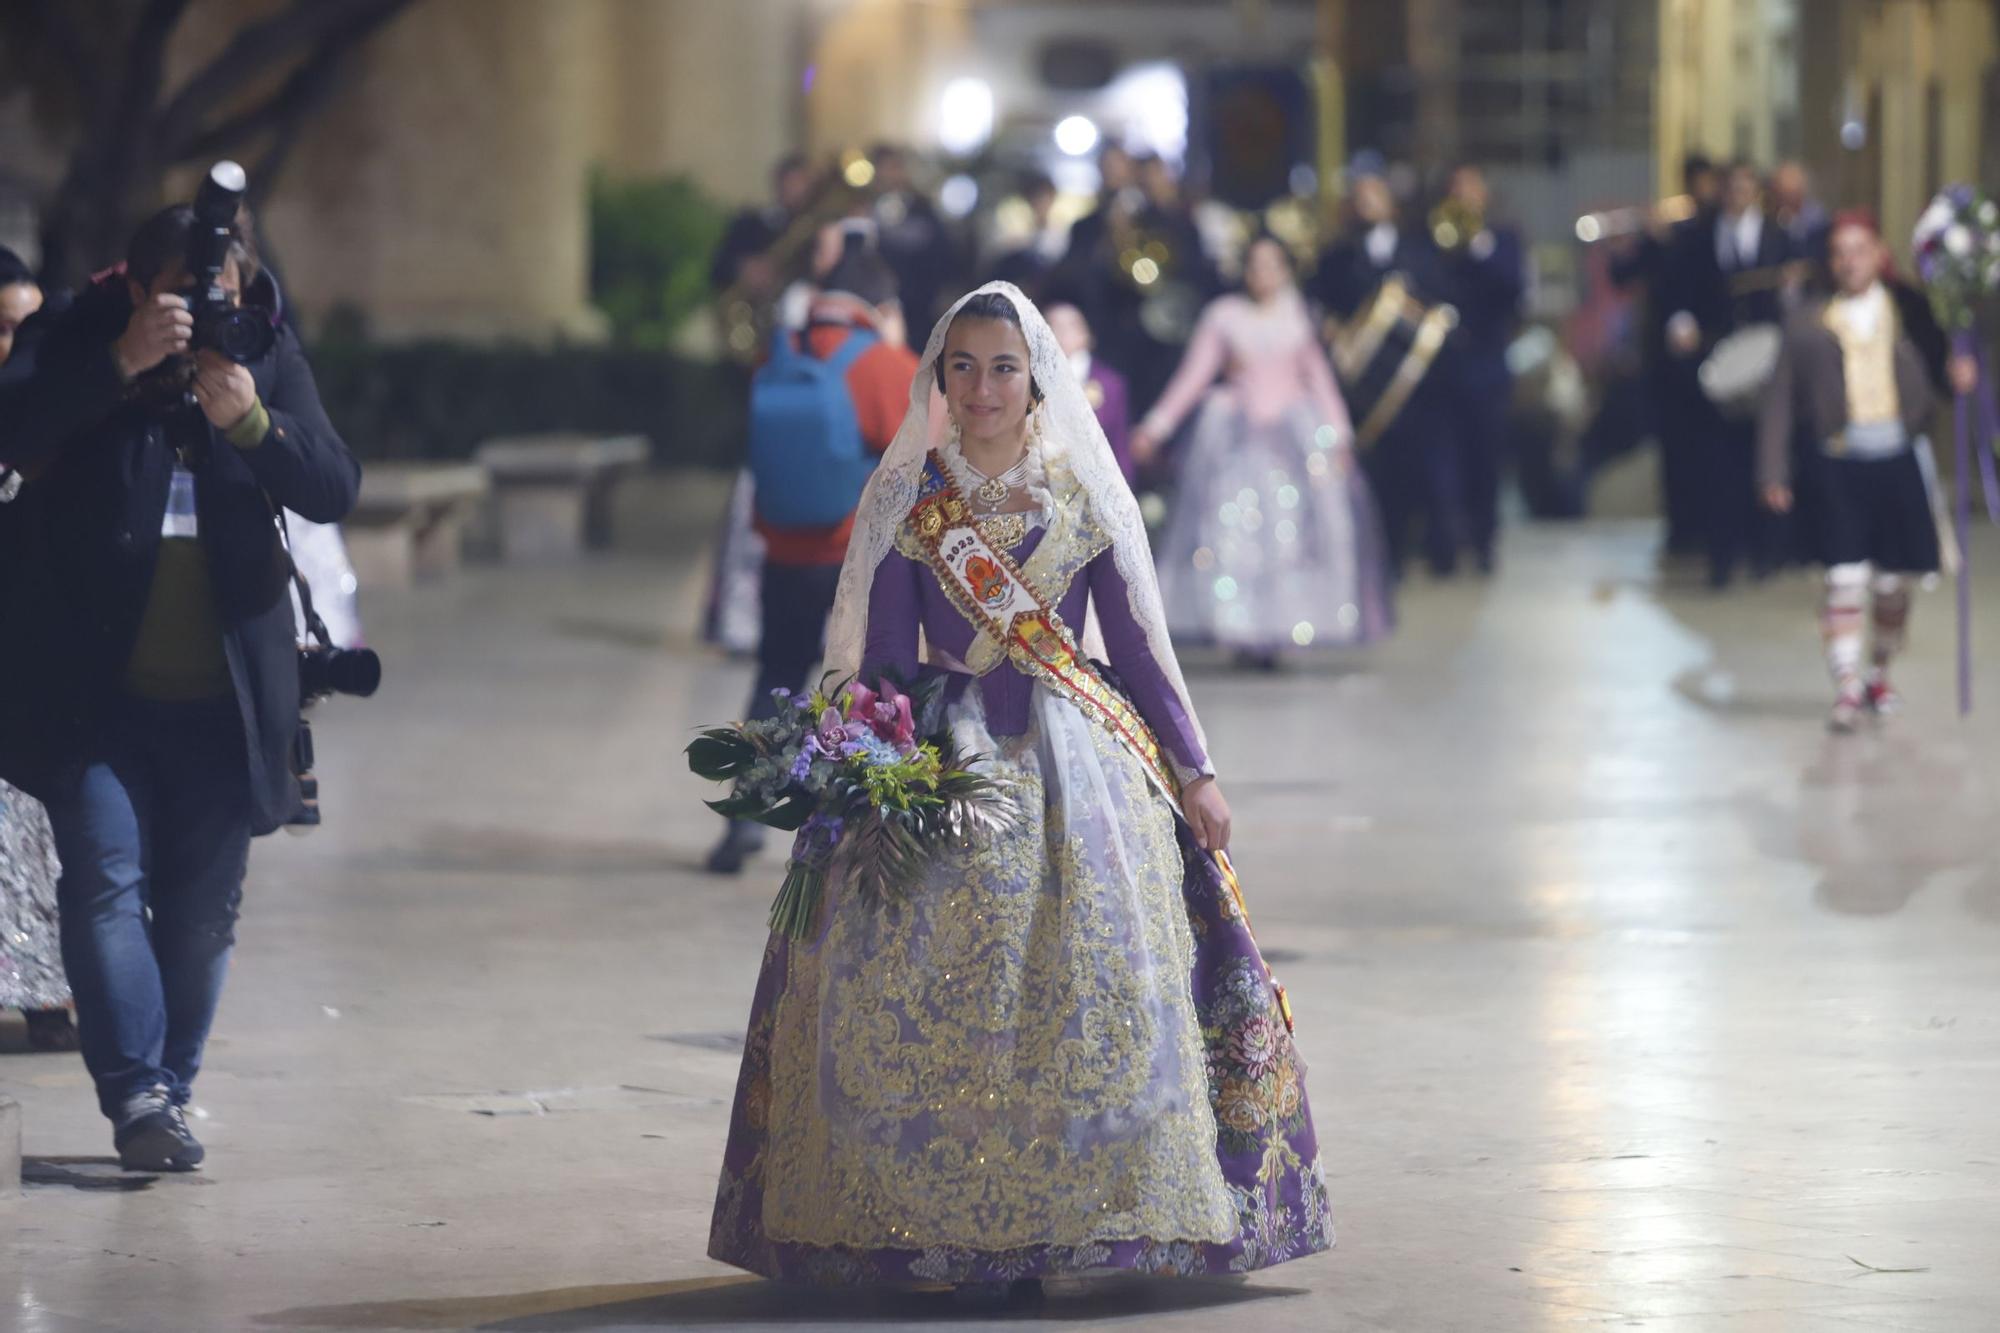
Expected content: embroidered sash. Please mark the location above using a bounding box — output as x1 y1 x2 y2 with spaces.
904 450 1297 1032
895 465 1108 678
906 451 1182 808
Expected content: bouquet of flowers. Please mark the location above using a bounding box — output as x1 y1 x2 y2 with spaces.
687 674 1019 939
1913 185 2000 334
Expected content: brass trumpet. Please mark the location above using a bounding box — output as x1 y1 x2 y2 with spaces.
1107 202 1202 344
714 172 871 366
1573 194 1697 243
1430 195 1484 252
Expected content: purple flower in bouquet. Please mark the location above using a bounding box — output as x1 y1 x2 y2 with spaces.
788 745 818 784
1914 184 2000 332
815 706 849 752
800 810 844 851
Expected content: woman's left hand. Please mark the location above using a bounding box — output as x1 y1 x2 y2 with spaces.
1182 776 1232 852
193 349 258 431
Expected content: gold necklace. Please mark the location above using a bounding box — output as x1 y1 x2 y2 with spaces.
979 512 1029 548
965 450 1032 506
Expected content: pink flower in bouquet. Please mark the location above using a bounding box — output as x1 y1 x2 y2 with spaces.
845 679 917 752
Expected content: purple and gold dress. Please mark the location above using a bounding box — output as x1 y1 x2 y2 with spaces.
707 452 1334 1286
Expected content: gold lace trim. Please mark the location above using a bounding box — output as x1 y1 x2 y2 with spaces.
757 703 1237 1251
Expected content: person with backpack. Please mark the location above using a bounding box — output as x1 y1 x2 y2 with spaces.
706 249 919 875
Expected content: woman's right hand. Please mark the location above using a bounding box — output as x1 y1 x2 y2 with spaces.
114 293 192 380
1762 483 1793 514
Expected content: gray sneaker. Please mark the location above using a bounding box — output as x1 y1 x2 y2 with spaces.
114 1086 205 1172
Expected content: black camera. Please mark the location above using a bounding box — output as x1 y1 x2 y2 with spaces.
299 645 382 704
188 161 274 366
287 645 381 832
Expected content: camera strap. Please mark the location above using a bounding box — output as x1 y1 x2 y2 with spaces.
270 501 335 653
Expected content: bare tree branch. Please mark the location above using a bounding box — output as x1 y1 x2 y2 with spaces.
33 0 423 287
174 25 361 165
156 0 413 158
25 0 104 108
112 0 194 169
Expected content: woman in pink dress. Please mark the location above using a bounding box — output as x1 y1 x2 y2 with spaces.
1133 236 1392 666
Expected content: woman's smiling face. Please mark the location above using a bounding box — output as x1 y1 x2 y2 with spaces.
941 316 1034 445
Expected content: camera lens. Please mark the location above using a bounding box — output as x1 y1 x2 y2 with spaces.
300 646 383 702
329 648 382 698
206 307 275 365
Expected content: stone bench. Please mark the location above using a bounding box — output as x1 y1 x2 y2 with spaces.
473 433 652 563
344 462 491 589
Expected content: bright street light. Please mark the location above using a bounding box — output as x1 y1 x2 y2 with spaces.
1054 115 1100 157
939 78 995 156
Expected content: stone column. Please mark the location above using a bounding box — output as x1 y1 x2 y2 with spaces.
1877 0 1936 265
599 0 802 207
1797 0 1860 204
1695 0 1739 159
804 0 972 159
1406 0 1462 170
1314 0 1349 213
1936 0 1998 189
1655 0 1698 197
264 0 606 342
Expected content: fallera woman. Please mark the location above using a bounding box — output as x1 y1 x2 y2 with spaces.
707 283 1333 1308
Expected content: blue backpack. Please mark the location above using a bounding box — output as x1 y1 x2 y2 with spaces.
749 325 881 528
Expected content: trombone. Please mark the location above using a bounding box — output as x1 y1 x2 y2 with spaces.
1574 194 1697 243
714 170 872 365
1430 195 1484 252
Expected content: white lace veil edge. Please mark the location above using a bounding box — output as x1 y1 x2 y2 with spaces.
822 280 1208 761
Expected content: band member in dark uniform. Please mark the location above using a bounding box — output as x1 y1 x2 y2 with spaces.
986 174 1067 302
711 154 816 306
1312 165 1463 578
1770 161 1832 273
1666 160 1796 587
1057 145 1142 305
1610 154 1721 558
1435 165 1526 573
1056 149 1216 418
868 144 961 335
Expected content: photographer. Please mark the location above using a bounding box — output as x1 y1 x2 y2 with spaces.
0 184 359 1172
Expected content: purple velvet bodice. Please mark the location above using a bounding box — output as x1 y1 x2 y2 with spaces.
862 526 1211 778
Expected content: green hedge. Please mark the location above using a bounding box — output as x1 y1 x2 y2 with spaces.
308 337 747 466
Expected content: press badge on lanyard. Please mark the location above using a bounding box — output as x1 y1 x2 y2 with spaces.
162 464 199 539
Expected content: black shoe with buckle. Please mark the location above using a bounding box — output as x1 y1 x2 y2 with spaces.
114 1086 205 1172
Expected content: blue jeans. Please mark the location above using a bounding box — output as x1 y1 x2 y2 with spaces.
46 696 252 1120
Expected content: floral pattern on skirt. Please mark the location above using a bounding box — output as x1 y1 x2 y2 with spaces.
707 691 1334 1284
1155 400 1392 650
0 779 67 1011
